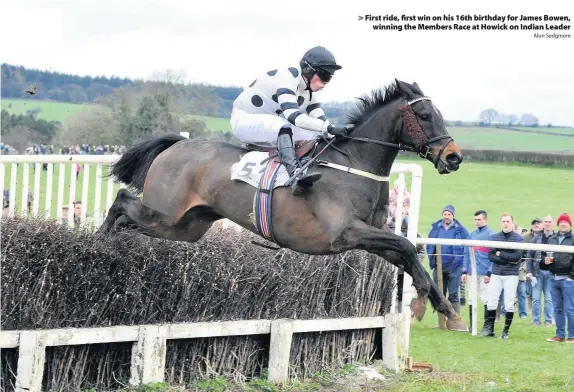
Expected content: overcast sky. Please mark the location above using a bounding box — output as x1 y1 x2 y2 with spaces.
3 0 573 125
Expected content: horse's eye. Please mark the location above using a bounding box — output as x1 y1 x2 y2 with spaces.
420 113 430 121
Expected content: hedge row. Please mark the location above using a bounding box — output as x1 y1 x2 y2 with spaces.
399 149 574 167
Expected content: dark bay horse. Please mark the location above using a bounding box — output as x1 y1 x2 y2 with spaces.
100 79 467 330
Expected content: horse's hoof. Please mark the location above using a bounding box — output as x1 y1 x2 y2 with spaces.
446 317 469 332
411 297 427 321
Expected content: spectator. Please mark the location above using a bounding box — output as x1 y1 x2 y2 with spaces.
461 210 494 332
515 218 543 318
482 212 524 339
389 178 411 221
60 205 70 224
426 204 470 315
2 202 10 218
546 213 574 343
73 200 82 227
526 216 555 327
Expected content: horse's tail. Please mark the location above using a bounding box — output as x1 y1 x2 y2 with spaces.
109 133 186 195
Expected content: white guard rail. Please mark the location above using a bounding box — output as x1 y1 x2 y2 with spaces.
415 237 574 335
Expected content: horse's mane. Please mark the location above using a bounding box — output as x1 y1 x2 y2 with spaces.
345 81 405 127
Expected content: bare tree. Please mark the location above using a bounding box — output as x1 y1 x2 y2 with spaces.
479 109 498 125
519 113 539 126
57 105 122 146
1 125 41 153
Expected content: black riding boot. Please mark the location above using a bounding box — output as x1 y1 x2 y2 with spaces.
481 307 496 337
468 305 473 333
277 127 321 196
501 311 514 339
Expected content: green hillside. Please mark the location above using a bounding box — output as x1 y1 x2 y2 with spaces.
1 98 90 122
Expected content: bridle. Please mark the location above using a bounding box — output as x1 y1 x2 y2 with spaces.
338 96 454 169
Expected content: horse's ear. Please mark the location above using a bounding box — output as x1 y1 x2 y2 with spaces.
412 82 424 95
395 79 415 100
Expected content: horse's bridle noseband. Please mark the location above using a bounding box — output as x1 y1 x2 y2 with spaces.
340 96 454 169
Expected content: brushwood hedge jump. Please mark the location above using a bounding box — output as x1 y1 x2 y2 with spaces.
1 217 397 391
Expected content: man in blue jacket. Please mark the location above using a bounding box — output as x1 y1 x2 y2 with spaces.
462 210 495 332
427 204 470 315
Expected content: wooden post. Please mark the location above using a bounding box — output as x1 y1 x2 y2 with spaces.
436 245 447 329
129 325 168 386
381 313 400 373
16 331 47 392
267 319 294 383
469 247 478 336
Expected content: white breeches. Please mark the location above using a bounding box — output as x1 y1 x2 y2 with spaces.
485 274 519 312
466 274 489 306
230 108 321 146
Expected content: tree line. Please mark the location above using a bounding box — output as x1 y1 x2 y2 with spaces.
478 108 545 127
1 63 244 119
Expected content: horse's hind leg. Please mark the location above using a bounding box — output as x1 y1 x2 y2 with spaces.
98 189 221 242
342 220 467 331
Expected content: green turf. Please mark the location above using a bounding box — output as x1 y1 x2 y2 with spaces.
391 300 574 392
1 98 91 122
389 158 572 233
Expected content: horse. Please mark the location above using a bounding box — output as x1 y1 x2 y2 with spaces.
99 79 467 330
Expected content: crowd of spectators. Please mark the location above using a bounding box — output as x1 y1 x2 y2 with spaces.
1 142 126 155
388 181 573 343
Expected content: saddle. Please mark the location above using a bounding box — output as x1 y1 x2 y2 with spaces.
245 140 317 160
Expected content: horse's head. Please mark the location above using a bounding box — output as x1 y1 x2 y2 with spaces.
394 79 463 174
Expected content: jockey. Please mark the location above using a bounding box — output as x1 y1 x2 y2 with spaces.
230 46 349 196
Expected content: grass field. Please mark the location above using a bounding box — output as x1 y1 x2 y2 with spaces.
184 114 232 132
447 127 574 152
1 98 90 122
397 304 574 392
389 157 572 233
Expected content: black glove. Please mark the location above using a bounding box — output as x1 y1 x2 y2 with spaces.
328 125 348 137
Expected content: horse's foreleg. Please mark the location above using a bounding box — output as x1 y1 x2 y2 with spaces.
98 189 221 243
341 220 467 331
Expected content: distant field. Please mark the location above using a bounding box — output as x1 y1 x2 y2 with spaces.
3 98 574 152
184 115 231 132
390 158 572 232
501 126 574 134
1 98 90 122
446 127 574 152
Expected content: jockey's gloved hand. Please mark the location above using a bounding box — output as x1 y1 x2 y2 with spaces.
327 125 348 137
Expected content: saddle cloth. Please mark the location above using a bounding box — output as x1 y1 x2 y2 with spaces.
230 151 308 189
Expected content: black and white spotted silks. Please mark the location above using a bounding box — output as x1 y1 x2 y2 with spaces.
230 66 332 145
